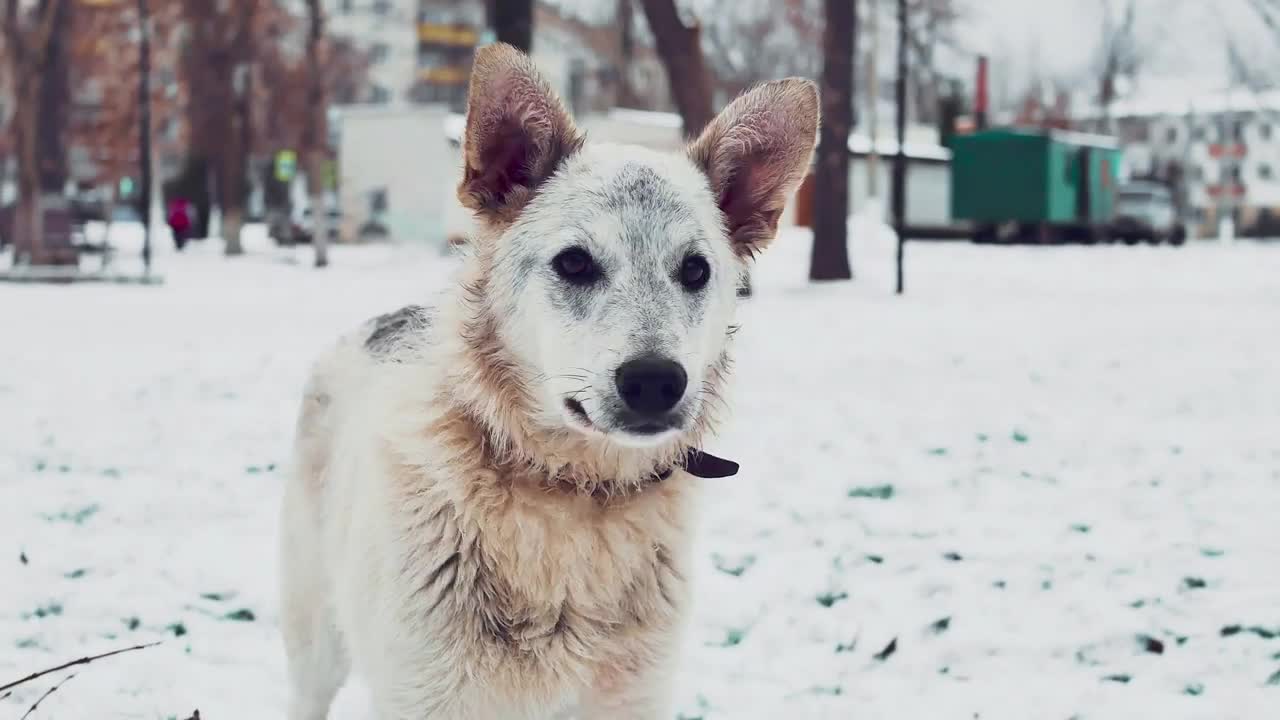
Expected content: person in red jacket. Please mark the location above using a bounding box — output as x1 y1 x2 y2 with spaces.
167 197 192 251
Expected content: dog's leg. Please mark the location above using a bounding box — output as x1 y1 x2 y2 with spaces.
280 386 350 720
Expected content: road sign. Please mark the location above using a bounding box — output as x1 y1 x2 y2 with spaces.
275 150 297 182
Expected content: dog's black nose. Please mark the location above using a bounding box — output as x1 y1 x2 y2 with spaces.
615 355 688 417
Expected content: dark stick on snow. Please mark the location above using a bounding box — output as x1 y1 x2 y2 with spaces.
19 672 77 720
0 642 161 695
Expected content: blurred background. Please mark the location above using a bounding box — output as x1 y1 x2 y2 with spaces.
2 1 1279 719
3 0 1280 275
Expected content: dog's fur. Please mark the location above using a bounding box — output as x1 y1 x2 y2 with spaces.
279 44 819 720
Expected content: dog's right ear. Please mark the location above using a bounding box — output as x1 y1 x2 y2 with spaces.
457 43 583 223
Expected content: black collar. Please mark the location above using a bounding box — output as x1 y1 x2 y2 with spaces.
655 448 740 481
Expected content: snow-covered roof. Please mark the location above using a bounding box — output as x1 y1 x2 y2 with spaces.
1101 88 1280 119
847 133 952 162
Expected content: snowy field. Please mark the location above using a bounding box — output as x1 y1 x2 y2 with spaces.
2 227 1278 719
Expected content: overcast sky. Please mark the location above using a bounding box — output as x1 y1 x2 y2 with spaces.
959 0 1272 99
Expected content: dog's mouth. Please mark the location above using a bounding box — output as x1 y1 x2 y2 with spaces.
564 398 593 426
563 397 686 443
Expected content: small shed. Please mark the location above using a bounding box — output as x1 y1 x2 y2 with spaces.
950 128 1122 225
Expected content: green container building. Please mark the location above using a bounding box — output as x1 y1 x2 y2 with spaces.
950 128 1123 226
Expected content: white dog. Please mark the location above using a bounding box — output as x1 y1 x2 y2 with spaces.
278 43 819 720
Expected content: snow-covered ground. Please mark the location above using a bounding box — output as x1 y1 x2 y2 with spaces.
2 228 1278 719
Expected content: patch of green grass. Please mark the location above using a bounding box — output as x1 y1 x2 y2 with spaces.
864 554 884 564
710 627 746 647
816 591 848 608
1070 523 1091 534
42 503 100 525
928 616 952 635
1182 576 1207 591
124 616 141 631
835 638 857 653
848 484 894 500
1011 429 1029 443
1200 547 1225 558
200 591 235 602
1101 673 1131 684
926 447 948 456
168 622 188 638
64 568 88 580
224 608 256 622
976 433 990 443
710 554 755 578
15 637 39 649
19 551 28 565
25 602 63 619
1183 682 1204 696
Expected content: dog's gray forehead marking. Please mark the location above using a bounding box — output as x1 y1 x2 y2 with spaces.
364 304 434 360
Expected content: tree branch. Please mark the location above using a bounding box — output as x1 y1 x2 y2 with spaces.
19 671 77 720
0 642 161 696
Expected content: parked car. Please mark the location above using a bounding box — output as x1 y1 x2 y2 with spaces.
1112 180 1186 245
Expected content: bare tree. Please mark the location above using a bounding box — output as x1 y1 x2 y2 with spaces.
698 0 823 98
183 0 260 256
304 0 328 267
637 0 714 137
3 0 65 263
1095 0 1141 132
809 0 855 282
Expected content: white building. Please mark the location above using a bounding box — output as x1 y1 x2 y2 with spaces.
325 0 420 105
1085 89 1280 236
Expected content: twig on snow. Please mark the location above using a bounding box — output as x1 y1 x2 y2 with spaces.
18 672 77 720
0 641 161 696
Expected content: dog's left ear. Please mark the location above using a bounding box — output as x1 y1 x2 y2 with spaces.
458 43 583 223
688 79 820 257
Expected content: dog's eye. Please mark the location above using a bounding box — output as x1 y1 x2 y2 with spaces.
552 248 599 284
679 255 710 291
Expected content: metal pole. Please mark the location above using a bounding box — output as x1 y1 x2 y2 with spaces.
892 0 908 294
867 0 879 200
137 0 152 274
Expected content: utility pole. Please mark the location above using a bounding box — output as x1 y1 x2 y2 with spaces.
137 0 153 274
867 0 879 201
892 0 908 294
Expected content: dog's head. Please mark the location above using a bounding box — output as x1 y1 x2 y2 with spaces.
457 44 818 451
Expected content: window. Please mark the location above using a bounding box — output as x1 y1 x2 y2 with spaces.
1166 126 1178 144
1232 122 1245 142
369 42 390 64
1191 165 1204 181
369 85 391 104
1191 126 1206 142
1260 123 1273 141
1260 163 1273 181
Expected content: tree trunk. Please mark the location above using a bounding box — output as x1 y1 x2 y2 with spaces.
15 87 43 263
308 158 328 267
224 2 257 257
810 0 856 282
486 0 533 52
137 0 153 272
305 0 328 267
616 0 638 108
638 0 714 138
37 0 71 195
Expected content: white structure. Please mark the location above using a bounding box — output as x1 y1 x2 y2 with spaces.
1087 89 1280 235
335 104 460 248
